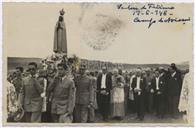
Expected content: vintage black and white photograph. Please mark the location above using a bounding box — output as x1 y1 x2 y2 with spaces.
3 2 194 126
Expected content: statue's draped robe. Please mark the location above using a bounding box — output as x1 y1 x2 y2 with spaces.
53 21 67 53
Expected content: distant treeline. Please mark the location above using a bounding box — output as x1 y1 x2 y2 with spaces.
8 57 189 72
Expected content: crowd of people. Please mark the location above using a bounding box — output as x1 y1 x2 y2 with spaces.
7 57 190 123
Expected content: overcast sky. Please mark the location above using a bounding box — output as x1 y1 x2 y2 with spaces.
3 3 193 64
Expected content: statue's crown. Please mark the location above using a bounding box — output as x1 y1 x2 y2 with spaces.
60 9 65 16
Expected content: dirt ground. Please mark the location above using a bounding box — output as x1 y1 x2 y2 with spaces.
94 112 186 124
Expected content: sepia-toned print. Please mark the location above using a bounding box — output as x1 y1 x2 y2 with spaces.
3 2 194 126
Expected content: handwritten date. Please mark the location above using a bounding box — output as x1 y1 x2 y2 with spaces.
117 3 191 29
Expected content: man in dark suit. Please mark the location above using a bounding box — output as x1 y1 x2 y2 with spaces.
131 67 146 121
144 68 154 113
37 69 47 122
167 63 182 118
42 65 56 122
97 66 112 121
47 63 75 123
74 64 94 123
18 62 43 122
151 68 167 118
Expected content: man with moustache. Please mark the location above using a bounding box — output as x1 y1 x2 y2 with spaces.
97 66 112 121
131 67 146 121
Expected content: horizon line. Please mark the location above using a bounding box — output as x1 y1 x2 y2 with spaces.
7 56 189 65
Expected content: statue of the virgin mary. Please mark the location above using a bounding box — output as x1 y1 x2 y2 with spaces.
53 9 68 54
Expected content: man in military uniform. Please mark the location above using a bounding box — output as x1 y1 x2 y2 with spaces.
18 62 43 122
47 63 75 123
74 64 94 123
